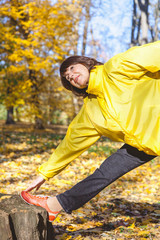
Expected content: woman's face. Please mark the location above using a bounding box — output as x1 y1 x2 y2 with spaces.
64 64 90 89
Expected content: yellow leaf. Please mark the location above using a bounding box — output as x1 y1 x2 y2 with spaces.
138 231 150 237
128 222 135 229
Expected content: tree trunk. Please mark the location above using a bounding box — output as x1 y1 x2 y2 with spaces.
139 0 149 45
90 26 98 59
81 0 91 55
34 116 45 129
131 0 137 46
0 194 55 240
29 70 45 129
6 107 15 124
131 0 149 46
153 0 160 41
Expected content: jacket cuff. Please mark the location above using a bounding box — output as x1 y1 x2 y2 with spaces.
38 172 49 181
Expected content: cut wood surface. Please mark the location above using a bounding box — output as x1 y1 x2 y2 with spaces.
0 194 55 240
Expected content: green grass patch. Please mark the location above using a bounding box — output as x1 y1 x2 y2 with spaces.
0 104 7 120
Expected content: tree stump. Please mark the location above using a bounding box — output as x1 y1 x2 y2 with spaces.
0 194 55 240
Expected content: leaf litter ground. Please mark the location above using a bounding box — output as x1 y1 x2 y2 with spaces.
0 125 160 240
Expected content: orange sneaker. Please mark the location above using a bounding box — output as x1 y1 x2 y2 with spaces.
20 191 60 222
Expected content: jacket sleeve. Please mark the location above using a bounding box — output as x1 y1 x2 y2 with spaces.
121 41 160 73
38 104 101 180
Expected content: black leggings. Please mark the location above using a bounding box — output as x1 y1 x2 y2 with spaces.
56 144 155 214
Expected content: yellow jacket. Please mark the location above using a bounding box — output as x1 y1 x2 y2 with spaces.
39 41 160 180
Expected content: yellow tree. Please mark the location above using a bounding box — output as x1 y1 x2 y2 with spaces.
0 0 82 127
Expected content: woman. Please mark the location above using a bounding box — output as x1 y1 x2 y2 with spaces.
21 41 160 222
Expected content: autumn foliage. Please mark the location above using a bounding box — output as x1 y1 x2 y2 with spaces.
0 124 160 239
0 0 82 126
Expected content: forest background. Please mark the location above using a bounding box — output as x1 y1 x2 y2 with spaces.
1 0 160 127
0 0 160 239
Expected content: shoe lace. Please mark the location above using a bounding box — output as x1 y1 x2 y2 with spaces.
32 194 48 200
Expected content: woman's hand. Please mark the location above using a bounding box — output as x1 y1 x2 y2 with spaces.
25 176 46 192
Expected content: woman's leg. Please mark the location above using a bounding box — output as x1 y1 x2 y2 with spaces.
56 144 155 213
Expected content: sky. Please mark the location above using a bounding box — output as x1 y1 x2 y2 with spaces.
78 0 133 62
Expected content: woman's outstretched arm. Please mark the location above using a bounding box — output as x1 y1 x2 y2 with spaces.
25 103 101 191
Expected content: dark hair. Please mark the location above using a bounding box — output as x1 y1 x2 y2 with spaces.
60 55 103 97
